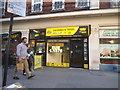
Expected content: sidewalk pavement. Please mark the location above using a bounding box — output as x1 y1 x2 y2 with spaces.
4 66 119 88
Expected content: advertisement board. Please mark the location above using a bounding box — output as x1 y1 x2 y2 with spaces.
100 44 120 59
46 26 90 38
7 0 26 16
34 55 42 69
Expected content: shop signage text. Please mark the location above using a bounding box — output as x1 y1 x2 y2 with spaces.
49 46 63 53
100 30 120 38
103 30 120 36
46 26 90 38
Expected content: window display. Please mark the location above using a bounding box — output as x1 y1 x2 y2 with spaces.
36 42 45 54
100 44 120 59
99 30 120 59
100 38 120 59
46 39 70 67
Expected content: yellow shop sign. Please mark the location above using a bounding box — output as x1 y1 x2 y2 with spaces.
46 26 90 37
46 27 79 36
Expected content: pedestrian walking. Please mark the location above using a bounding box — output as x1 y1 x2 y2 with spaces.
13 37 35 80
23 43 34 75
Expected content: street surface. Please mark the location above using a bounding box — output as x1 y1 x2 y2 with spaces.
4 66 119 88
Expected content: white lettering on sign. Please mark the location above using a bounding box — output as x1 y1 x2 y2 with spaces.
49 46 63 53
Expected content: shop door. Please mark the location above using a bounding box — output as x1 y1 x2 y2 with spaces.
70 39 84 68
35 41 46 66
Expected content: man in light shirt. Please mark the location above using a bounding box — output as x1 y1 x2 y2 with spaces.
13 37 35 80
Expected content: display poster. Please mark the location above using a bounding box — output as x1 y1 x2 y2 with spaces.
100 44 120 59
46 26 90 38
84 64 88 69
48 43 64 53
34 55 42 69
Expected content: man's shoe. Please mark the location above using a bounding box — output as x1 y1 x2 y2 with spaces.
28 75 35 79
13 77 19 80
23 73 26 76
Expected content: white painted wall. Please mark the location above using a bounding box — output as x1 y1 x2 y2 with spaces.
89 25 100 70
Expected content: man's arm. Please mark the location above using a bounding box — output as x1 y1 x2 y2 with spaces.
16 45 21 62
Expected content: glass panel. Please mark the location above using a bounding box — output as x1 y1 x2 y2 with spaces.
30 40 35 51
34 0 41 3
36 42 45 54
0 0 6 16
100 38 120 59
47 40 70 67
30 30 45 39
84 43 87 51
110 0 120 8
100 38 120 44
33 3 41 12
2 32 22 66
54 1 63 9
84 38 88 61
77 0 89 8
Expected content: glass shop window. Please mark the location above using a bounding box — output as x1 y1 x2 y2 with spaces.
100 38 120 59
30 29 45 39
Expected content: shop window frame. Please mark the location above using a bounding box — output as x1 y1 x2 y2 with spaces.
99 29 120 60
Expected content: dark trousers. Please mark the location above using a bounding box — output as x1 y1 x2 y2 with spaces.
23 59 32 74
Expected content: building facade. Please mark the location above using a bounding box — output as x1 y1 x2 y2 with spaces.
1 0 120 71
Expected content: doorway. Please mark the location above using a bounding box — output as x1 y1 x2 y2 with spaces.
70 39 84 68
35 40 46 66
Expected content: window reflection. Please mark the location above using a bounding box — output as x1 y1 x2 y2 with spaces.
30 30 45 39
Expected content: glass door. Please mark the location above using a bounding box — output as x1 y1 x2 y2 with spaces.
35 40 46 66
70 39 84 68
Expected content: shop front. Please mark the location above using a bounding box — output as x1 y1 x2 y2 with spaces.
1 32 22 66
99 28 120 71
29 26 91 69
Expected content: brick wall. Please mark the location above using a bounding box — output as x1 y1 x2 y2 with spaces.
43 2 52 14
3 0 113 18
100 0 110 9
65 1 75 12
